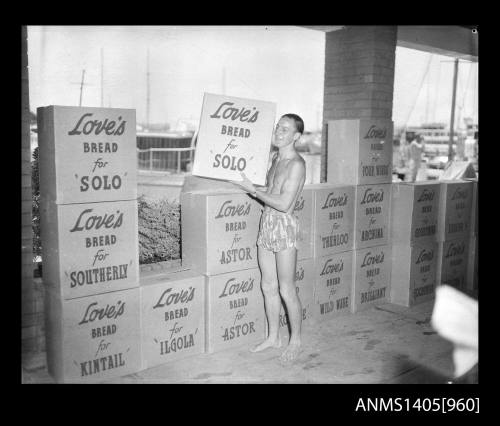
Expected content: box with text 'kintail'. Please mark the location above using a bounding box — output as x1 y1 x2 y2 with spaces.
327 119 393 185
37 106 137 205
310 183 356 258
390 241 439 307
312 251 354 321
391 181 441 244
436 180 473 242
40 199 139 300
437 237 469 291
204 268 266 354
140 269 205 369
44 286 141 383
181 189 262 276
352 245 391 313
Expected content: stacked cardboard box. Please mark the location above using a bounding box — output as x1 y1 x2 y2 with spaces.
436 180 473 291
38 106 141 383
466 179 478 293
390 182 441 306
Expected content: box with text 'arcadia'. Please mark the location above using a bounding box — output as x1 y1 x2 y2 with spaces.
44 286 141 383
140 269 205 369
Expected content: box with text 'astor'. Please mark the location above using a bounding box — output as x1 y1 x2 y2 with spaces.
181 189 262 276
312 251 354 321
140 269 205 370
327 119 393 185
40 199 139 300
437 238 469 292
436 180 473 242
390 241 439 307
352 245 392 313
391 181 441 244
204 268 266 354
44 286 141 383
37 106 137 204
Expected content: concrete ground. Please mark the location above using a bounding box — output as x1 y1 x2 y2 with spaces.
22 299 476 384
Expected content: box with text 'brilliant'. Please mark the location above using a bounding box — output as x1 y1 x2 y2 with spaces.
44 286 141 383
140 269 205 369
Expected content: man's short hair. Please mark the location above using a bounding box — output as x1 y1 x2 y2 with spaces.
281 113 305 135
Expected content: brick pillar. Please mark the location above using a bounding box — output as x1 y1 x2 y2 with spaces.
321 26 397 182
21 25 35 351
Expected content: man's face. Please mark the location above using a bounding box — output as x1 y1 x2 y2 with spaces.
272 117 300 148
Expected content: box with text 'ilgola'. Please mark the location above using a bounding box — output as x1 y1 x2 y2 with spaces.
390 241 439 307
436 180 473 242
354 183 392 250
40 199 139 300
44 286 141 383
312 251 354 321
437 237 469 292
352 245 392 313
294 185 314 260
205 268 266 353
327 119 393 185
279 258 315 337
140 268 205 369
391 181 441 244
37 106 137 204
181 189 262 276
310 183 356 258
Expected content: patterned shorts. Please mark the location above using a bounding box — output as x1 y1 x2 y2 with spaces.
257 209 302 252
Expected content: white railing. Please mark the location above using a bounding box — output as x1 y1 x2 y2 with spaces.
137 147 196 173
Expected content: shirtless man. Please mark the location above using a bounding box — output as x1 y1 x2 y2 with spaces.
231 113 306 362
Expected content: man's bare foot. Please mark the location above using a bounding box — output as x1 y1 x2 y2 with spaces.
279 341 301 363
250 337 282 353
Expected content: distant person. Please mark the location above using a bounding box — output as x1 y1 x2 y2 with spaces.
407 134 424 182
230 113 306 363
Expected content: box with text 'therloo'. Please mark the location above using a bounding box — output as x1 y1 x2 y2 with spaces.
352 245 391 313
327 119 393 185
40 199 139 300
37 106 137 204
293 186 314 260
312 251 353 321
205 268 265 353
44 286 141 383
391 181 441 244
279 258 315 335
437 180 473 242
391 241 439 307
192 93 276 186
354 183 391 250
310 183 355 257
181 189 262 276
437 238 469 291
140 269 205 369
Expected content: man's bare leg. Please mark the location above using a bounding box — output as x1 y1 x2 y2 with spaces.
251 245 282 352
277 247 302 362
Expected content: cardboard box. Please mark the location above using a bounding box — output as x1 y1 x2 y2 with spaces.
279 258 315 335
310 184 356 257
181 190 262 276
40 199 139 300
466 178 478 236
327 119 393 185
294 186 314 260
312 251 354 321
205 268 266 353
192 93 276 186
437 180 473 242
466 236 478 293
44 286 141 383
391 182 441 244
352 245 392 313
37 106 137 204
391 241 439 307
140 269 205 369
354 183 392 250
437 238 469 291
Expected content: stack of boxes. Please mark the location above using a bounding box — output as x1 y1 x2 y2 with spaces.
38 106 142 383
467 179 478 293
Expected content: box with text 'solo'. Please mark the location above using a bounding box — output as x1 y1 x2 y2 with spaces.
37 106 137 204
44 287 141 383
140 269 205 369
